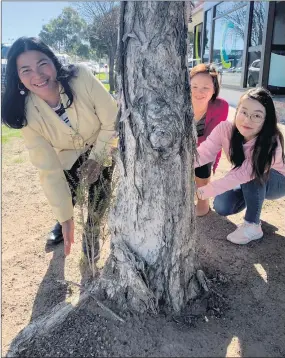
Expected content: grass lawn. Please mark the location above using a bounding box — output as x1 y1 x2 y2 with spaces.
1 125 22 144
95 72 110 92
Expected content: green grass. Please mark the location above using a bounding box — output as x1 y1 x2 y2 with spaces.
96 72 110 92
96 72 108 81
2 125 22 144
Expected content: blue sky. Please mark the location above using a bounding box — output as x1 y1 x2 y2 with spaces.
2 1 70 44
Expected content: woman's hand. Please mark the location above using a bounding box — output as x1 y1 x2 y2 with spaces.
62 218 74 256
79 159 102 184
196 188 204 200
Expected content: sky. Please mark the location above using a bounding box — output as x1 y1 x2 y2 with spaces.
2 1 70 44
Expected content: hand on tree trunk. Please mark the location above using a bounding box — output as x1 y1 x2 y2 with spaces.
196 187 205 200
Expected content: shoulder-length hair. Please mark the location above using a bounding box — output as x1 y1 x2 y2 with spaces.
2 37 77 129
230 87 285 183
189 63 220 102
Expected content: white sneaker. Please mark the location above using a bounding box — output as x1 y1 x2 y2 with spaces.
227 221 263 245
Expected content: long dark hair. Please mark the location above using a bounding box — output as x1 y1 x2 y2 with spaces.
230 87 285 183
2 37 77 129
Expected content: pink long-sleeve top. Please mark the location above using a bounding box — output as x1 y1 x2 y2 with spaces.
195 120 285 200
197 98 229 173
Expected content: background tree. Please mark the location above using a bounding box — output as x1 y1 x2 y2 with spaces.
76 43 91 59
250 2 266 47
95 1 200 314
222 2 266 47
39 7 90 59
75 2 120 92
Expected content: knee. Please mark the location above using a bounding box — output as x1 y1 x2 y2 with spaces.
213 196 231 216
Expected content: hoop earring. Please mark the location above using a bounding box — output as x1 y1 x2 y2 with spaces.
18 83 26 95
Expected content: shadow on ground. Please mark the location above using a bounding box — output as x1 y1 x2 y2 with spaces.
29 243 67 322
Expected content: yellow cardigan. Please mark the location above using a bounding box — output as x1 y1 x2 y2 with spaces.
21 64 118 223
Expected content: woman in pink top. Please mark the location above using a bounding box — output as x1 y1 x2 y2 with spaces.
195 87 285 245
190 64 229 216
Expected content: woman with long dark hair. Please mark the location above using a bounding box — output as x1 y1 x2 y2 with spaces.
190 64 229 216
2 37 118 256
195 87 285 244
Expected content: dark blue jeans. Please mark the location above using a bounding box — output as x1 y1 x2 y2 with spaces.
213 169 285 224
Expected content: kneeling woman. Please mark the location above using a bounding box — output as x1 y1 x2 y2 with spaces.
2 37 118 256
195 87 285 244
190 64 229 216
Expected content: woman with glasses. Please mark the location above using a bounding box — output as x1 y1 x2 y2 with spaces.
190 64 229 216
195 87 285 245
1 37 118 257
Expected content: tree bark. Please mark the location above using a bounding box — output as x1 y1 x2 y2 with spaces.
95 1 199 314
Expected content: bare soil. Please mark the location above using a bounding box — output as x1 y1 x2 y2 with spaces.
2 119 285 357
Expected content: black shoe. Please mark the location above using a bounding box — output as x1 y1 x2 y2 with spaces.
47 222 64 244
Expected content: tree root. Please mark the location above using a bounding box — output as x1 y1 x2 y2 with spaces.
7 277 127 358
6 291 90 358
196 269 209 293
57 279 125 323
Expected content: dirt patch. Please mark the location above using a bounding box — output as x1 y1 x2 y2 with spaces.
2 133 285 357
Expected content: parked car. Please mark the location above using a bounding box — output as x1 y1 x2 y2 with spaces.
248 59 260 87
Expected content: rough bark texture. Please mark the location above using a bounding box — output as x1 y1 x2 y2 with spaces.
95 2 198 313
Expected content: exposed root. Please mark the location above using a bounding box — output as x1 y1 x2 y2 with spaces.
196 269 209 293
6 291 90 358
57 279 125 323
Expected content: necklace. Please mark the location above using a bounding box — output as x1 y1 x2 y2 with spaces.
51 101 61 111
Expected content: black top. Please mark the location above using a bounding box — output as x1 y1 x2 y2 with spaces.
196 114 206 137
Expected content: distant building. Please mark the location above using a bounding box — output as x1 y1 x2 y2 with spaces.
187 1 204 67
197 1 285 95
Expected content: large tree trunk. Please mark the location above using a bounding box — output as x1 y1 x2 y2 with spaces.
96 1 199 314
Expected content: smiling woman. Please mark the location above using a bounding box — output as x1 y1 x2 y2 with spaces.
1 37 118 258
17 51 59 107
189 63 229 216
2 37 77 129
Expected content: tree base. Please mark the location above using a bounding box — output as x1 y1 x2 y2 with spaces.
92 242 201 315
93 241 158 314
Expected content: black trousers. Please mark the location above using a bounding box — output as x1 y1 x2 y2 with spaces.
64 150 114 226
195 162 212 179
